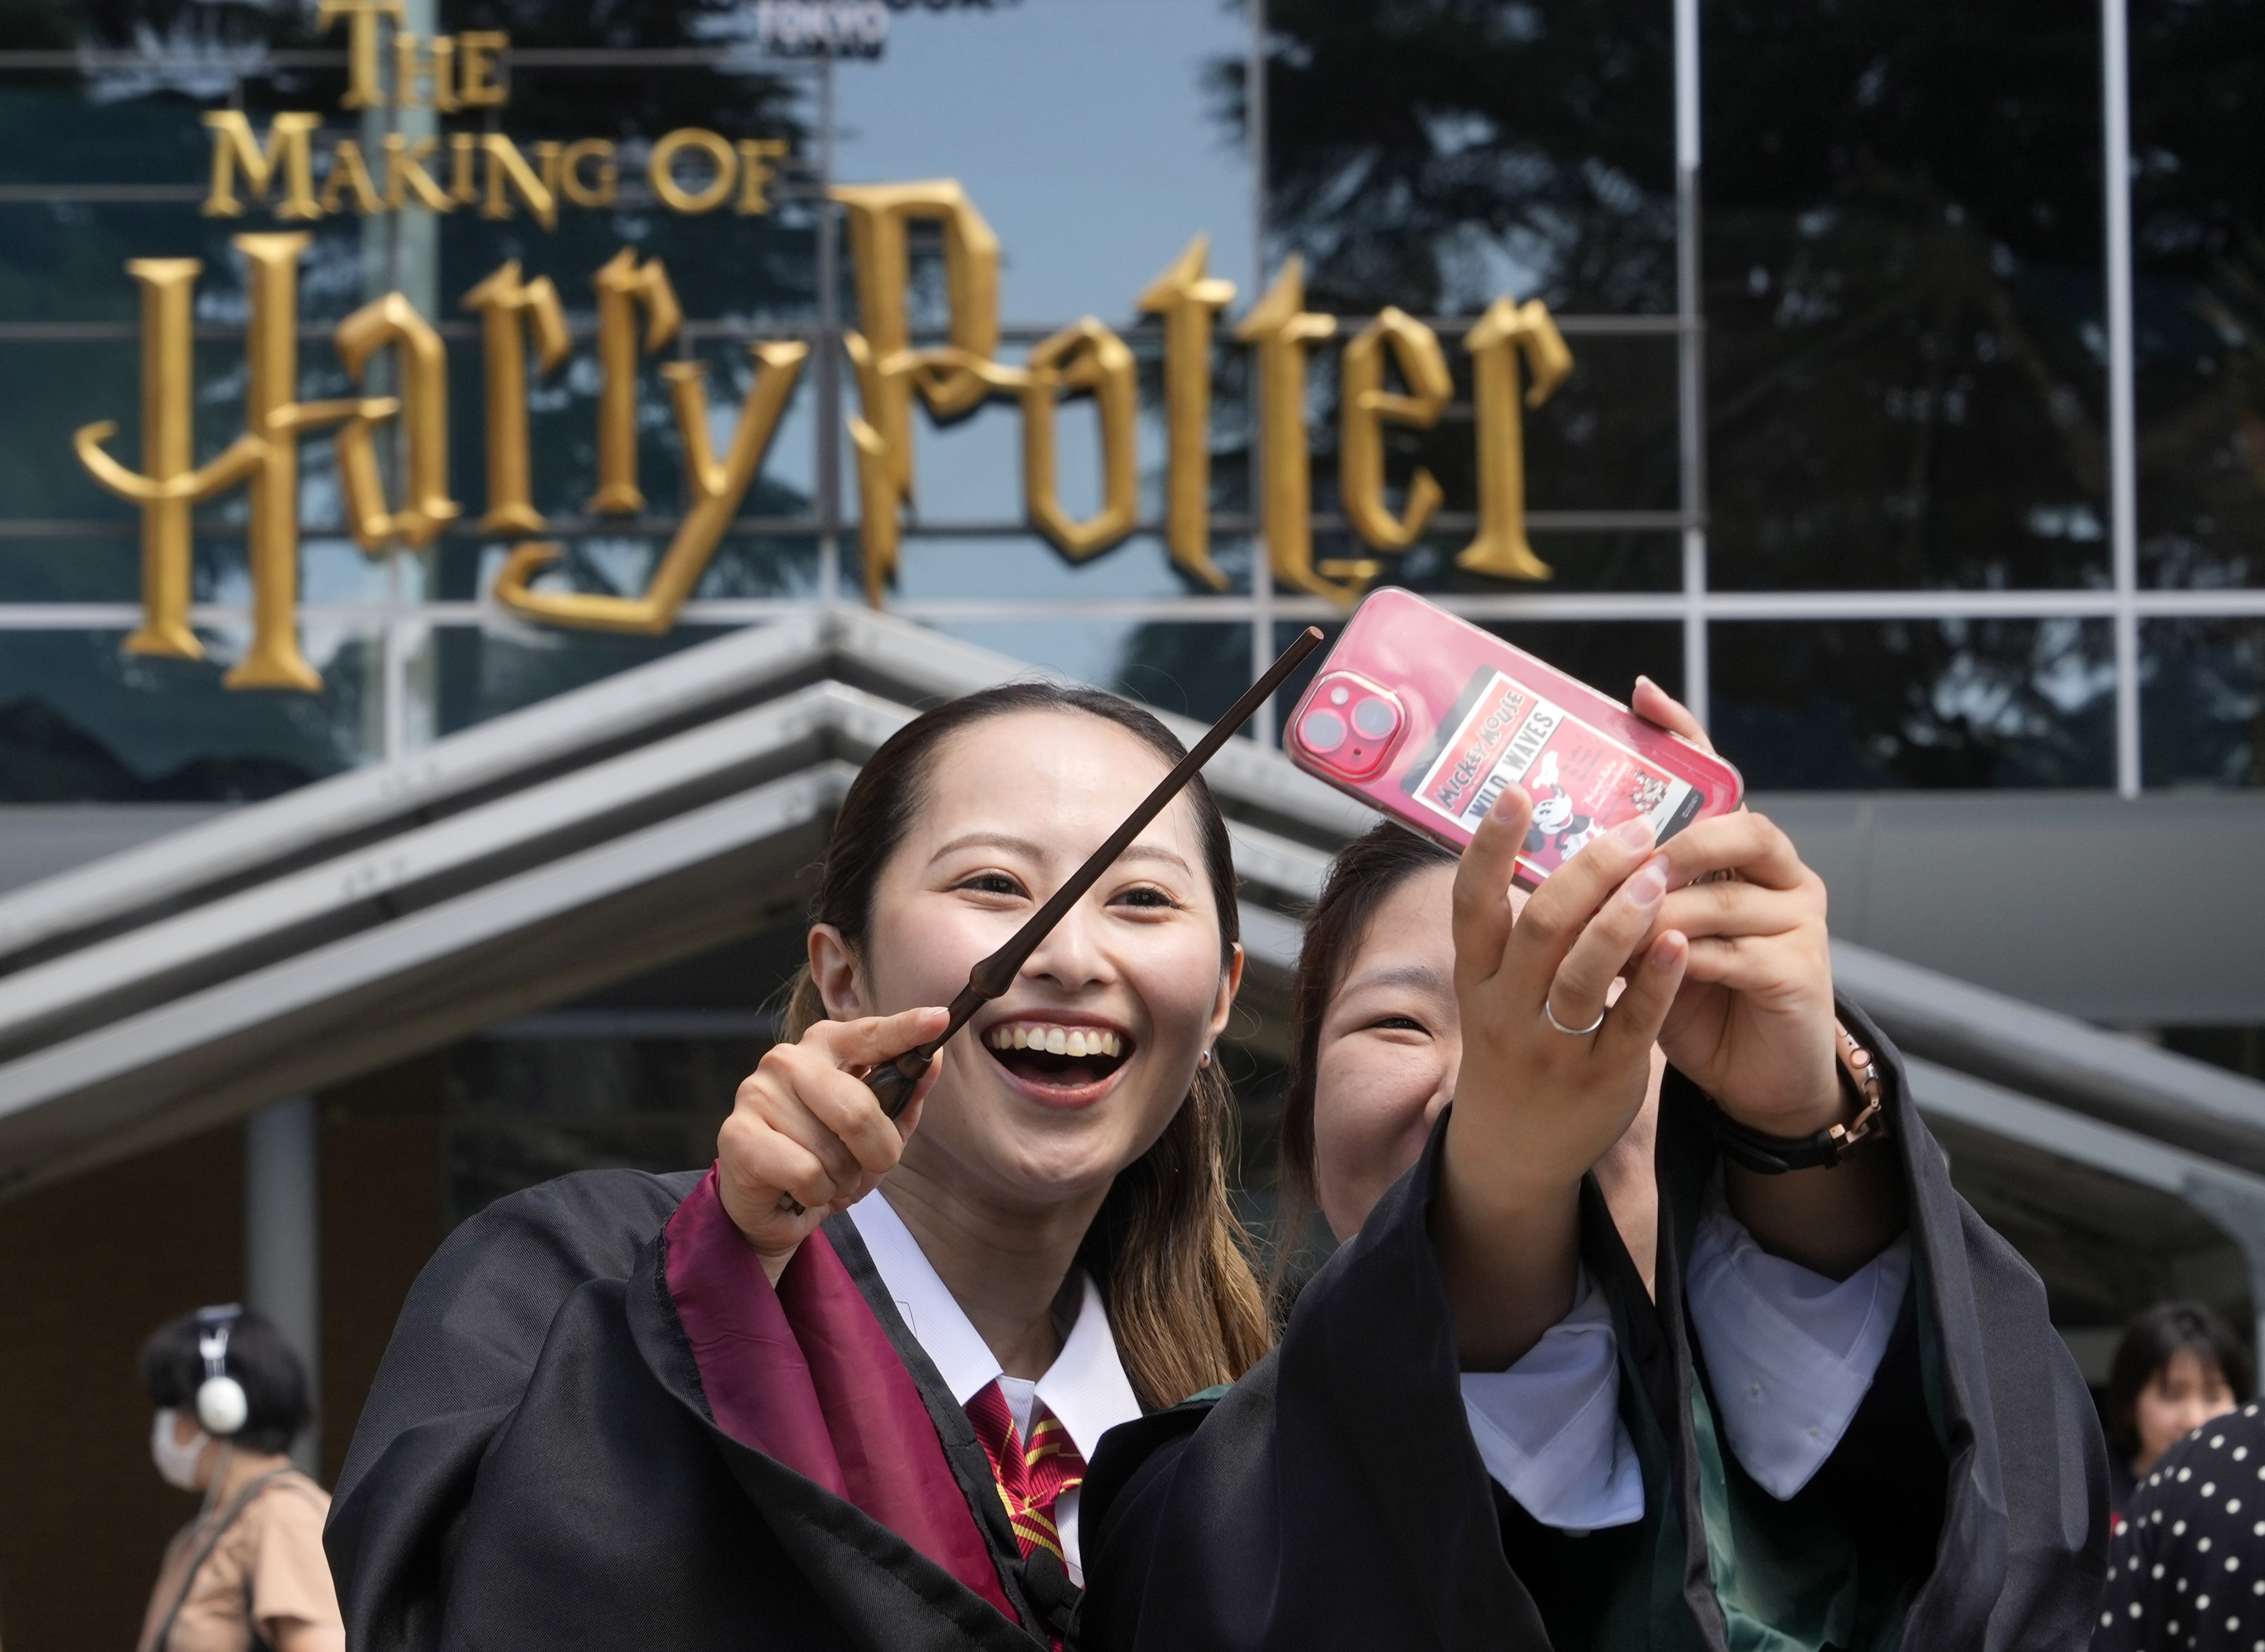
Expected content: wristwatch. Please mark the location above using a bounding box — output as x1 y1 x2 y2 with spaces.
1699 1021 1888 1174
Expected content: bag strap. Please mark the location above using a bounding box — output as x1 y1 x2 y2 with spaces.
242 1474 329 1652
149 1467 294 1652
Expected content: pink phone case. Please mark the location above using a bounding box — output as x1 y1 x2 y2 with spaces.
1284 588 1744 886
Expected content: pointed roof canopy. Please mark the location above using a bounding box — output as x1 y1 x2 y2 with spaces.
2 604 2262 1375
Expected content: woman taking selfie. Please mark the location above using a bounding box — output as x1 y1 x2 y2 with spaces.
327 683 1266 1651
1082 682 2107 1652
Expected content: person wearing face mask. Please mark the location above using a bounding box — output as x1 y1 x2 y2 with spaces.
325 683 1266 1651
1081 682 2107 1652
137 1306 342 1652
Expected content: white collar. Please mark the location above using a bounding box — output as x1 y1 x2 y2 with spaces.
844 1191 1142 1463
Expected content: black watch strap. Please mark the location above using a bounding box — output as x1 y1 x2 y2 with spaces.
1698 1020 1888 1174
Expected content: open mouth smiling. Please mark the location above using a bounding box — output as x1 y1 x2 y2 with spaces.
981 1018 1134 1098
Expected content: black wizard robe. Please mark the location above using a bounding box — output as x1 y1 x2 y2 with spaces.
325 1167 1079 1651
1077 1007 2111 1651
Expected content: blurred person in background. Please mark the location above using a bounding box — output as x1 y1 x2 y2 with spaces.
2092 1394 2265 1650
2103 1301 2249 1520
136 1305 342 1652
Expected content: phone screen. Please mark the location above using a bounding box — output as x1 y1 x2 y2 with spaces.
1397 667 1706 876
1284 588 1742 879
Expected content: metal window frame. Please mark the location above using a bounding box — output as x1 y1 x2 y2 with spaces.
0 4 2242 788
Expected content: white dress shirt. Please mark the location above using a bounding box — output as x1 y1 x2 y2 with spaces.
1459 1186 1913 1530
847 1175 1907 1555
846 1193 1143 1585
1684 1196 1913 1499
1461 1267 1647 1530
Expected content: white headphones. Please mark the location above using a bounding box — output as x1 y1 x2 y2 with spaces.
193 1304 249 1437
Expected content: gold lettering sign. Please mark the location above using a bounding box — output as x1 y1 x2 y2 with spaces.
319 138 384 218
1340 306 1452 552
493 331 808 634
559 139 618 208
83 167 1576 692
587 248 684 515
74 234 394 689
1458 296 1573 581
1238 257 1361 599
462 262 570 534
648 128 738 215
737 139 790 214
201 112 321 220
834 181 1160 590
333 293 458 548
202 118 788 224
394 30 458 113
88 258 207 659
1021 320 1139 559
1134 236 1235 590
835 180 1005 600
315 0 401 111
456 32 508 108
383 135 453 212
197 22 791 228
316 3 500 112
479 133 557 228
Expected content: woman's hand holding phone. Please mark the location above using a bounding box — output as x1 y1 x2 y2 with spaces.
1433 785 1689 1371
1622 678 1843 1141
717 1006 949 1281
1627 679 1906 1278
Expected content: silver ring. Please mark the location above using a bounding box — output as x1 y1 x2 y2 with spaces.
1543 1000 1606 1037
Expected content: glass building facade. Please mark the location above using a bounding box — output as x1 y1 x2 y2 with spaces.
0 0 2258 803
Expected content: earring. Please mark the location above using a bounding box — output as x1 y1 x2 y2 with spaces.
1197 1048 1213 1069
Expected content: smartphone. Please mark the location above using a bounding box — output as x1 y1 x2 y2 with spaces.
1283 588 1744 886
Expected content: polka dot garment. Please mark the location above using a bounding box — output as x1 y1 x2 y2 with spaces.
2096 1402 2265 1651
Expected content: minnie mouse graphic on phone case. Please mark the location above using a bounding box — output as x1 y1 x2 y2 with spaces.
1284 589 1744 886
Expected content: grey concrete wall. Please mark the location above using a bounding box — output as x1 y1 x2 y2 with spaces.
0 804 227 897
1758 791 2265 1026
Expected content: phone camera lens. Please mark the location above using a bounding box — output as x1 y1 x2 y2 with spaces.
1351 696 1398 739
1298 708 1348 754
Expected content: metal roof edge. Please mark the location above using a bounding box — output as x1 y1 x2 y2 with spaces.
0 762 858 1193
0 609 837 960
1835 938 2265 1170
1907 1055 2265 1205
0 604 1372 966
20 600 2254 1190
0 683 904 1059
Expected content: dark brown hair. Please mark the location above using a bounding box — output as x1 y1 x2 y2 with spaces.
1274 822 1457 1296
781 681 1268 1411
2105 1299 2252 1456
142 1307 310 1457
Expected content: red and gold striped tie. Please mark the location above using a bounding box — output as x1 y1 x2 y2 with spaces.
964 1379 1087 1568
